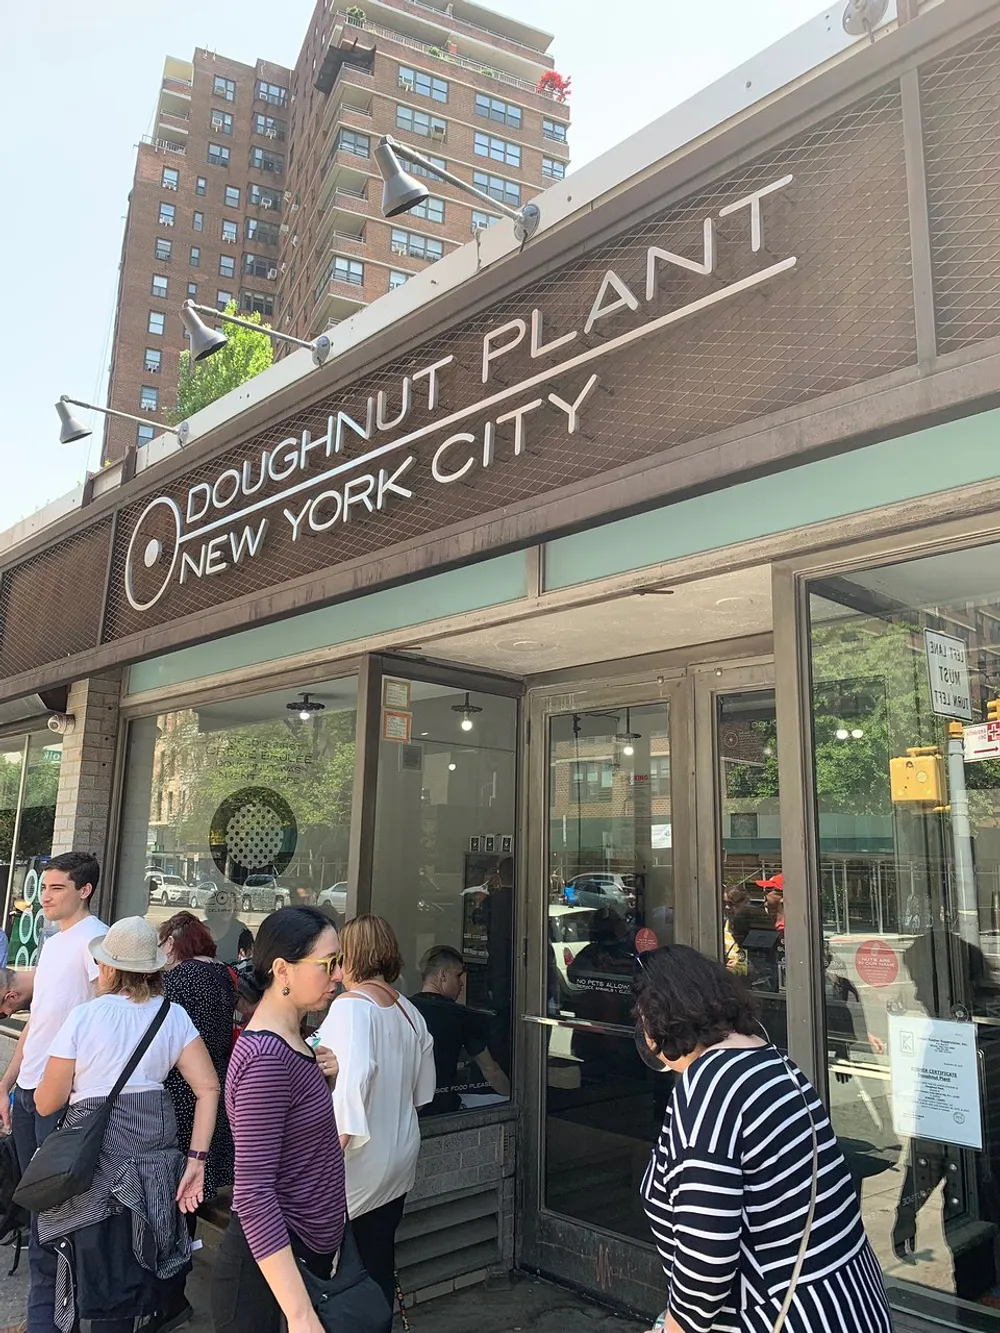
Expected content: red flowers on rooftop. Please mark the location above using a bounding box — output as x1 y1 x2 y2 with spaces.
537 71 571 101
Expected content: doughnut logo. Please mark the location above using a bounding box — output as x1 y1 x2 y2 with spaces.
123 495 184 611
208 787 298 886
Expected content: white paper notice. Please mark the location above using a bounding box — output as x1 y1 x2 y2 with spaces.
888 1014 982 1150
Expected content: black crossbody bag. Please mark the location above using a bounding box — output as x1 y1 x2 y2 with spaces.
15 997 171 1213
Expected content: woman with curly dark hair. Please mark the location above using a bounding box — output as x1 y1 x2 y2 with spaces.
633 945 891 1333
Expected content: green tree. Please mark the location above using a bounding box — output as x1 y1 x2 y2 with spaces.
168 302 273 423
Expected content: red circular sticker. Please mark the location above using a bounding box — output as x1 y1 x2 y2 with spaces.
635 928 658 954
855 939 899 987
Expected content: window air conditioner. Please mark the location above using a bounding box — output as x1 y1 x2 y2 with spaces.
391 242 407 255
163 180 178 190
283 190 292 202
161 217 174 226
267 268 278 279
146 363 161 373
223 234 236 243
280 262 287 272
430 125 445 139
260 198 272 209
290 202 299 212
399 78 414 91
140 401 157 411
280 223 290 234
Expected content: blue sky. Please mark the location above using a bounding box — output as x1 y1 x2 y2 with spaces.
2 0 822 534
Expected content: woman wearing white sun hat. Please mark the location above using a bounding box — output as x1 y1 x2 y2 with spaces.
32 916 220 1333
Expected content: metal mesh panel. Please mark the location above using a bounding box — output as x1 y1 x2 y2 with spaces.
95 85 912 641
922 24 1000 353
0 520 112 678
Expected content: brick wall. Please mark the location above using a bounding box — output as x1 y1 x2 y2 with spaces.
50 671 123 907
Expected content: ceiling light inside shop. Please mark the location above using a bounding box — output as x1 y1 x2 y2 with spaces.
836 728 850 740
448 762 457 771
451 692 482 734
287 692 326 722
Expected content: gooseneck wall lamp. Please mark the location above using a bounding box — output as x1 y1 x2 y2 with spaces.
55 396 186 447
374 135 541 243
180 301 333 368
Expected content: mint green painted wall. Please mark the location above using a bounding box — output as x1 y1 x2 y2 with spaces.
126 551 528 694
543 409 1000 590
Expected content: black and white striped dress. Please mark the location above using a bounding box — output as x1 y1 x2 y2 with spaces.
640 1044 892 1333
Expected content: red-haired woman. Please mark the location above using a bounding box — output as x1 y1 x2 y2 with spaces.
156 911 237 1330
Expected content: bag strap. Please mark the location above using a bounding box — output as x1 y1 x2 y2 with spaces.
772 1061 820 1333
342 985 417 1035
106 997 171 1106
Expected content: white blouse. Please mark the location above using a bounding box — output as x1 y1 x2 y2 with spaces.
316 991 436 1218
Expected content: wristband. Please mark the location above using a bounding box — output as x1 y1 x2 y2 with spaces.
187 1150 209 1161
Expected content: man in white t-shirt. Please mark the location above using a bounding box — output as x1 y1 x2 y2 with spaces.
0 851 107 1333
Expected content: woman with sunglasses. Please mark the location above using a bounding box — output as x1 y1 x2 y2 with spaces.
212 907 346 1333
633 945 891 1333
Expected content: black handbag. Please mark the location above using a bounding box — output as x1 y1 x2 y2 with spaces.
297 1221 393 1333
14 997 171 1213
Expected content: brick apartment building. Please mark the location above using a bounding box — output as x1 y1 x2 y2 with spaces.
103 52 294 463
103 0 569 464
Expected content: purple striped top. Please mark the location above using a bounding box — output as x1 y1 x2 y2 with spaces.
226 1030 346 1262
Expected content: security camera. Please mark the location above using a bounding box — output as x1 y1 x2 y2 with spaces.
47 713 75 736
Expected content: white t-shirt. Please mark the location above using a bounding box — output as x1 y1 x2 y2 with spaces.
316 992 436 1218
18 914 106 1090
49 994 199 1104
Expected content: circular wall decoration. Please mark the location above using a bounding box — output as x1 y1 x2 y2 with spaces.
209 787 298 886
23 869 38 904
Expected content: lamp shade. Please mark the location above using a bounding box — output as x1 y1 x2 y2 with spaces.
55 398 91 445
180 302 228 361
375 138 429 218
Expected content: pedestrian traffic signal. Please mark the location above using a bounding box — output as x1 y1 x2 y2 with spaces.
987 699 1000 724
889 751 944 804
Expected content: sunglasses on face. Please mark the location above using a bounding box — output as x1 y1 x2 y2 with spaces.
290 952 344 978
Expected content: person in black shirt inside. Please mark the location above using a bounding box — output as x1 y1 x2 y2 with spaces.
409 946 510 1115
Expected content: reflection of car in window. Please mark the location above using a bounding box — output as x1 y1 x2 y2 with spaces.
146 873 194 907
564 873 631 915
548 906 597 1003
238 875 291 912
317 882 347 915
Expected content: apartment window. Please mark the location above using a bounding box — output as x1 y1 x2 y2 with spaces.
144 348 162 373
471 209 500 231
219 254 236 278
210 109 234 135
187 282 198 300
195 176 207 196
388 269 410 290
216 291 233 310
256 79 287 107
254 112 287 140
213 75 236 101
410 194 444 224
151 274 168 299
570 760 614 803
221 219 239 243
394 105 446 140
397 65 448 103
154 237 172 262
148 311 165 335
390 227 443 262
189 246 200 267
327 255 365 286
406 154 446 181
246 218 279 246
161 166 180 190
139 386 159 412
240 290 275 316
475 93 522 130
224 185 241 209
542 156 566 180
472 170 520 207
249 184 281 211
542 118 567 143
336 128 370 158
207 143 230 168
250 147 284 174
158 201 176 226
193 211 204 231
244 254 274 279
137 424 155 447
474 131 520 167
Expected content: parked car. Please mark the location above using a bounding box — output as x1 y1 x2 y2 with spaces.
238 875 291 913
548 905 597 1003
146 872 193 907
318 882 347 916
563 873 631 916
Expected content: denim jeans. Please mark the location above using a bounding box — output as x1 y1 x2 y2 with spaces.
11 1085 63 1333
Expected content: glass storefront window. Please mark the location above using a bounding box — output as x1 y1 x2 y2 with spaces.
117 678 358 959
808 543 1000 1322
1 732 62 966
370 678 517 1117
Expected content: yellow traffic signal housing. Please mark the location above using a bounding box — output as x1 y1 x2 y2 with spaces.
988 699 1000 724
890 752 945 804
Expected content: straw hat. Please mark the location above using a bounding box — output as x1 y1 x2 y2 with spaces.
89 916 168 974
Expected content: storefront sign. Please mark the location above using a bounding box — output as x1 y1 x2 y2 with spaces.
855 939 899 987
122 176 797 613
963 720 1000 762
888 1014 982 1150
924 630 973 721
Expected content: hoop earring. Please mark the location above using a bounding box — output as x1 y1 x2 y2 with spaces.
282 986 290 996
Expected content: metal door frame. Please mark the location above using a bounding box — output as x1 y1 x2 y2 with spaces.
515 647 782 1312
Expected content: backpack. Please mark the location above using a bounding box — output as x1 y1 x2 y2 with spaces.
0 1134 27 1274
